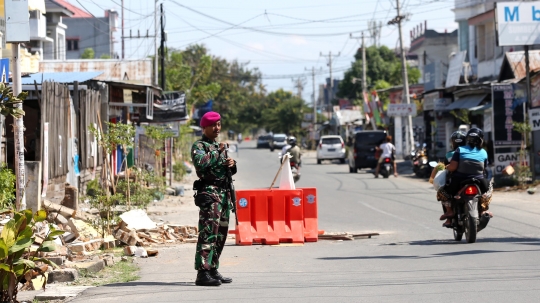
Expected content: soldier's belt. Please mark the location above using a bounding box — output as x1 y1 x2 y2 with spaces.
200 179 228 189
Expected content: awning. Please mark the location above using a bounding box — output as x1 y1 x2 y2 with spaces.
444 94 487 110
469 103 492 112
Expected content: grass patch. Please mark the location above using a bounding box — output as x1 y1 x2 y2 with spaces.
71 257 139 287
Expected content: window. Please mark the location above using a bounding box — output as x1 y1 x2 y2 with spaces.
66 39 79 51
458 20 469 52
477 25 486 61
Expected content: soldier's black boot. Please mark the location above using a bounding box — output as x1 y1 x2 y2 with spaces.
195 270 221 286
210 269 233 283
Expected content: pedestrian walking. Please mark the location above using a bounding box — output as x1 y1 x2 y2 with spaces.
191 111 237 286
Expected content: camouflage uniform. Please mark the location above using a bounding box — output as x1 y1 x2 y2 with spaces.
191 135 236 271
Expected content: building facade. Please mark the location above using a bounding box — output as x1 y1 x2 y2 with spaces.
53 0 118 59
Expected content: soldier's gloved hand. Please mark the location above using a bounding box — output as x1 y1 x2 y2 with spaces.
224 158 235 167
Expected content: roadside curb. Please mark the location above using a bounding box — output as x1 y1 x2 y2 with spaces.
17 285 93 302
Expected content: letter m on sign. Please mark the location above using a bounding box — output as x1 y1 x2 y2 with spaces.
505 6 519 22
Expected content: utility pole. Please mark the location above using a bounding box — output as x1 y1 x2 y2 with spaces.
291 77 306 99
305 67 321 146
320 51 340 120
5 0 30 210
388 0 414 158
160 3 166 91
351 32 377 130
121 0 125 59
154 0 159 86
12 44 25 210
305 67 321 126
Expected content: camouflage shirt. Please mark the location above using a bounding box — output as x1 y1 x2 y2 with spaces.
191 135 237 196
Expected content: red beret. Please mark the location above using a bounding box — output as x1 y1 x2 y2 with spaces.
200 111 221 128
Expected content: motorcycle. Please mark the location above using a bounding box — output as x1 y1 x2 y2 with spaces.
446 179 491 243
278 152 300 183
379 157 394 179
411 143 430 178
290 161 300 183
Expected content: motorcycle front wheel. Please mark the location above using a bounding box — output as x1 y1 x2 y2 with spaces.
453 228 463 241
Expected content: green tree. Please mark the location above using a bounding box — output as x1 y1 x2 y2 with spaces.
100 54 111 59
337 45 420 100
81 48 95 59
261 89 306 135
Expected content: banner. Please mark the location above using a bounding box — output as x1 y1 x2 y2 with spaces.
492 84 525 146
387 103 417 117
140 91 188 123
530 108 540 131
494 152 530 175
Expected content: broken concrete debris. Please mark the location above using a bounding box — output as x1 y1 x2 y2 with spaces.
318 232 380 241
0 198 200 290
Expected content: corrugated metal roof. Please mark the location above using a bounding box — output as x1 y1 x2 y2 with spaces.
502 50 540 80
17 71 103 85
444 94 487 110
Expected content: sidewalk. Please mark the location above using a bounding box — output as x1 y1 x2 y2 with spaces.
145 173 200 227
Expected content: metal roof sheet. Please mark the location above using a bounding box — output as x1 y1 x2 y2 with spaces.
501 50 540 80
17 71 103 85
444 94 487 110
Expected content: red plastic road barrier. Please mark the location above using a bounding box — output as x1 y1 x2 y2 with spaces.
298 187 318 242
231 189 305 245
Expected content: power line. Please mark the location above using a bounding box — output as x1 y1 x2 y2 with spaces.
168 0 370 37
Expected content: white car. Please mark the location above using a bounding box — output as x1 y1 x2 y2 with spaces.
316 135 346 164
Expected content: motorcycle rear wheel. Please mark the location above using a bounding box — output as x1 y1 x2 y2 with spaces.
464 215 477 243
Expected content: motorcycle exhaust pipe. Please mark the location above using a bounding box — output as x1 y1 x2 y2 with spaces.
478 212 491 232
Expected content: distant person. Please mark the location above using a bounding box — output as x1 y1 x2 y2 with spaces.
191 111 237 286
281 136 292 160
374 136 397 178
286 136 302 172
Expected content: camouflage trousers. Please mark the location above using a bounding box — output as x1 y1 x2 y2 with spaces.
194 191 230 271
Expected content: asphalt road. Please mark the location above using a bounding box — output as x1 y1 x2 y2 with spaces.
71 141 540 303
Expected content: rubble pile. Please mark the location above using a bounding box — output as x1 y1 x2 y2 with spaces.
113 209 198 257
0 200 199 273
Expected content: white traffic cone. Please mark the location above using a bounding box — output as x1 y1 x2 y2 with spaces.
279 153 296 190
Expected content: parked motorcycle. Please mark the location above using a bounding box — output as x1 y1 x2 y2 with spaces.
447 179 491 243
379 157 394 179
411 143 430 178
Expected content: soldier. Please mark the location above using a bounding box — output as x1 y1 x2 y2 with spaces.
191 111 237 286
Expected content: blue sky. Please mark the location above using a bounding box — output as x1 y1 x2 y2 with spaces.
75 0 457 101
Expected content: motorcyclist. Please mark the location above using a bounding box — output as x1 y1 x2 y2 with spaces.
237 133 242 143
286 136 301 173
439 128 491 228
374 135 397 178
281 136 292 161
429 130 466 183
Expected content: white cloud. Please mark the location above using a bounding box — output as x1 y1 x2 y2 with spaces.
288 35 308 46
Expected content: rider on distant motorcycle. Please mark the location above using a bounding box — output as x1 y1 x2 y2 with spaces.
286 136 301 173
438 128 493 228
374 135 397 178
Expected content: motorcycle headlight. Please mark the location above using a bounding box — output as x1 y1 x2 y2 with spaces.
422 159 428 165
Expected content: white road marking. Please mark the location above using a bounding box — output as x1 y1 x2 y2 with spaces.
360 202 447 235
